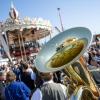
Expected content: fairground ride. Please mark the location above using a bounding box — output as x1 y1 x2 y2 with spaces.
0 3 52 63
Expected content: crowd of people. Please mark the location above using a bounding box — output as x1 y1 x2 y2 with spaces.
0 61 68 100
0 38 100 100
84 43 100 69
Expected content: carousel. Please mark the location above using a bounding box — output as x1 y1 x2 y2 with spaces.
0 3 52 62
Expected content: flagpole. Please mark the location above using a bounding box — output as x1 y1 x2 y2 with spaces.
57 8 64 32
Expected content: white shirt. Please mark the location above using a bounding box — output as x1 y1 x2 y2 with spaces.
31 88 42 100
31 80 67 100
26 68 36 81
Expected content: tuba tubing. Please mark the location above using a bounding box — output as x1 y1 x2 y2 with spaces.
71 86 98 100
64 57 100 98
79 57 100 97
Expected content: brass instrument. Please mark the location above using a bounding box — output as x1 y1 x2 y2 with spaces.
64 58 100 99
35 27 100 99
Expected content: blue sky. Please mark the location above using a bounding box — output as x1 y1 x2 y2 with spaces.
0 0 100 35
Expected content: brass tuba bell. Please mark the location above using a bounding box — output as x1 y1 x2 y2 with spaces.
35 27 100 99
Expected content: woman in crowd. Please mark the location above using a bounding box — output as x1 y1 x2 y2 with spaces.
5 71 31 100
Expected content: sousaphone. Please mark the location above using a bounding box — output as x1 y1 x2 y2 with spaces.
35 27 100 99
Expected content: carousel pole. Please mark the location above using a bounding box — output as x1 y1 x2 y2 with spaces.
18 33 23 61
20 29 27 62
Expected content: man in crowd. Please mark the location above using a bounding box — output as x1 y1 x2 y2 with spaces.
31 72 67 100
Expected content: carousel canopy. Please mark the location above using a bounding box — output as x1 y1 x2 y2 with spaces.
2 17 52 33
0 17 52 40
0 2 52 40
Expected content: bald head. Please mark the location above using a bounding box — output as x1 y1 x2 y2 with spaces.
40 72 53 81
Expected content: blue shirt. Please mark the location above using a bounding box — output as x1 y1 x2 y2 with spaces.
5 81 31 100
